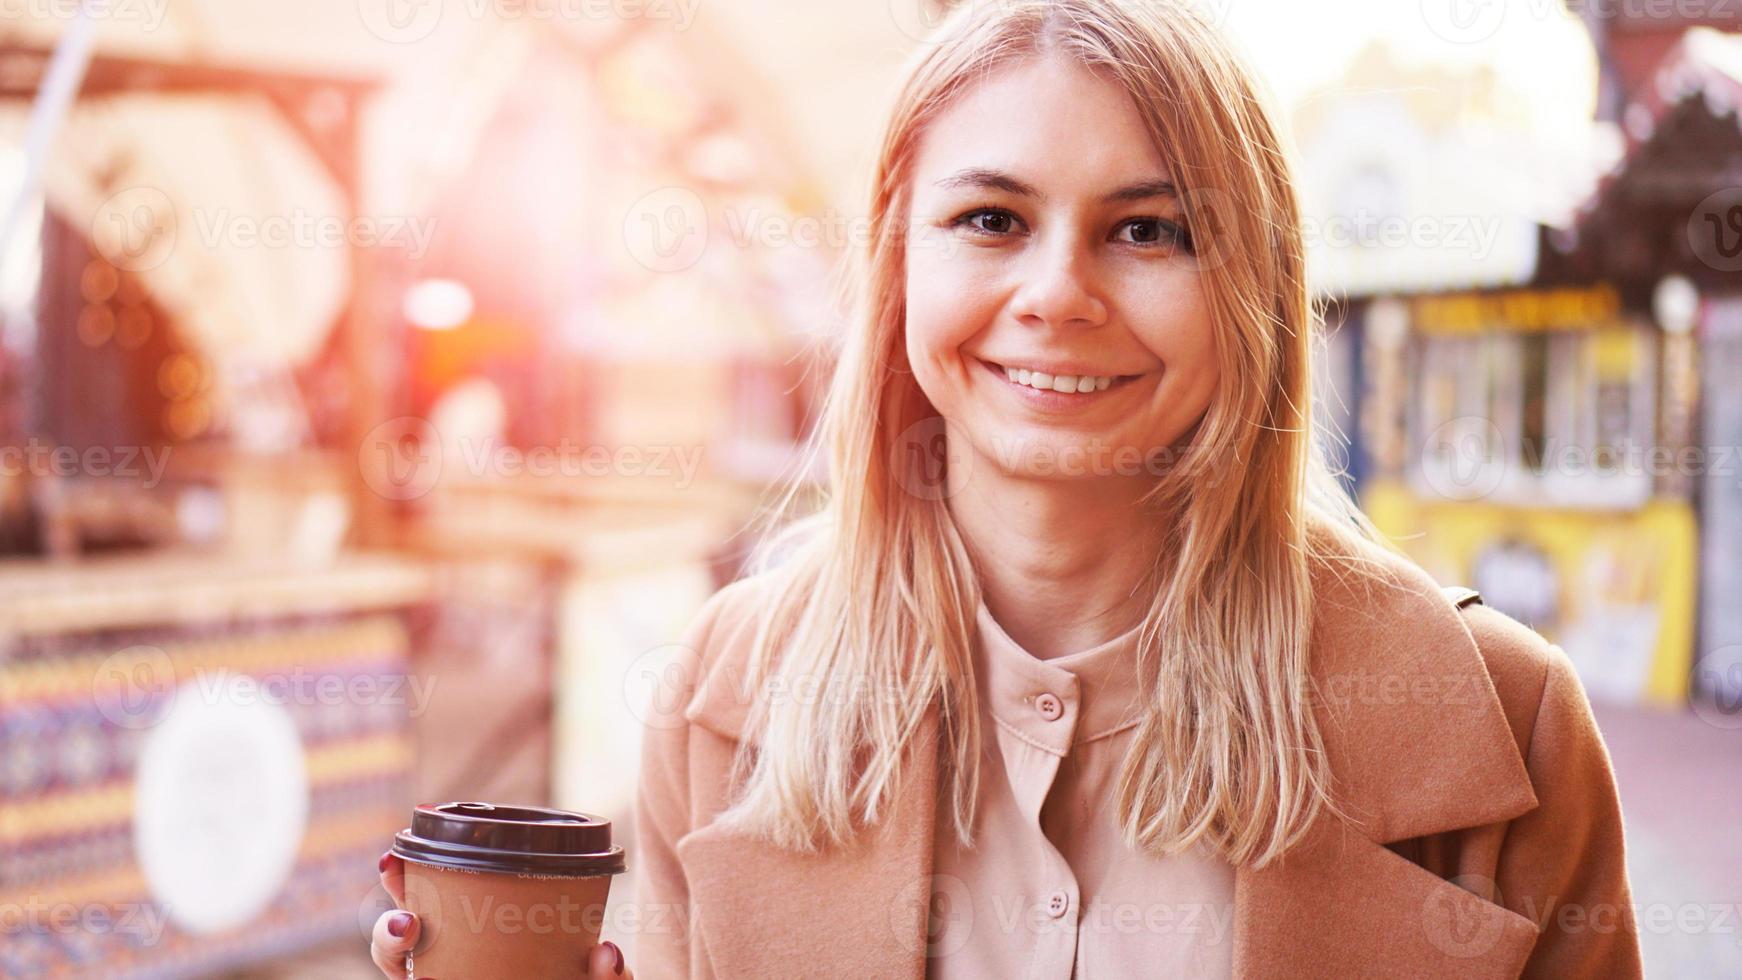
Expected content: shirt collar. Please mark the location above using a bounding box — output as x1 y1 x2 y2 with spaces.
972 599 1146 755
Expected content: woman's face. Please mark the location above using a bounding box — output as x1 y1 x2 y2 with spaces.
903 53 1219 484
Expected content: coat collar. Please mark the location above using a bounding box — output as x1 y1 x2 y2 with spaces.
675 527 1544 978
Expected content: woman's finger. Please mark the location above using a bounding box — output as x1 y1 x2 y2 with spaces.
370 909 418 978
585 940 629 977
378 850 407 907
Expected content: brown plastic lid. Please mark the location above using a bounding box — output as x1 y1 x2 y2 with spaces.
391 802 626 877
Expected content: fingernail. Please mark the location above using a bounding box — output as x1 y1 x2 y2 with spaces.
378 851 392 873
387 911 414 938
604 940 624 976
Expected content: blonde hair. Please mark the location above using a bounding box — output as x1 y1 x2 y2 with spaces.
713 0 1383 869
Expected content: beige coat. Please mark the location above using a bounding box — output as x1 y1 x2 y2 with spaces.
634 533 1644 979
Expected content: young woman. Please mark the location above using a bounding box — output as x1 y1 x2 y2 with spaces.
373 1 1643 976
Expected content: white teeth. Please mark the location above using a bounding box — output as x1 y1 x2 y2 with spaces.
995 362 1120 393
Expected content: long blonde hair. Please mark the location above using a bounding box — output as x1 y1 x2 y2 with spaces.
713 0 1383 869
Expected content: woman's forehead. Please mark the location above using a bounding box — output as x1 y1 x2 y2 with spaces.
907 54 1176 194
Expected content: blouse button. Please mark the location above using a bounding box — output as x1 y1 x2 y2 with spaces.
1046 890 1069 918
1034 692 1064 721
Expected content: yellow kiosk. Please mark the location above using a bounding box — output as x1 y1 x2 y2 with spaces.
1361 284 1699 707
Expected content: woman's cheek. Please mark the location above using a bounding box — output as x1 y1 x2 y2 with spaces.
905 260 983 365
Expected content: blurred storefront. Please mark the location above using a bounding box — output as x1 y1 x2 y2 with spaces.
1535 26 1742 709
0 8 827 975
1350 26 1742 710
1359 283 1700 707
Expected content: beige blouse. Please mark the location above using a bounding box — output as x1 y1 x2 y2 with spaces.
928 601 1237 979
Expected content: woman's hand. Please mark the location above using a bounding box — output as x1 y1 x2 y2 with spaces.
370 852 633 978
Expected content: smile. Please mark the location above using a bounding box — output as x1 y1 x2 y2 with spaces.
977 358 1147 399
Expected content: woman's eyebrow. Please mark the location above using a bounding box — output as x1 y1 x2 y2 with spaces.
931 169 1177 205
934 168 1040 198
1103 179 1177 203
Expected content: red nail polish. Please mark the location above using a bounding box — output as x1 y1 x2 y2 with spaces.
387 911 414 938
378 851 392 873
604 940 624 976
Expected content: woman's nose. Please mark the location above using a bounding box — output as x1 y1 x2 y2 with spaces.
1008 236 1108 329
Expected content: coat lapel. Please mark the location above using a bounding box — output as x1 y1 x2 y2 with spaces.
675 541 1544 978
674 712 941 978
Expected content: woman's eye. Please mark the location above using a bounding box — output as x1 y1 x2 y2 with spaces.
1114 217 1188 249
952 208 1022 236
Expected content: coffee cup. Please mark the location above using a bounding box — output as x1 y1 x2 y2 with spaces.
389 801 627 979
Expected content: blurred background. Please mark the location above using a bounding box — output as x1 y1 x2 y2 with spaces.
0 0 1737 976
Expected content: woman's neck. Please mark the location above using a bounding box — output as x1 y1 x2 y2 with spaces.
946 468 1163 660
